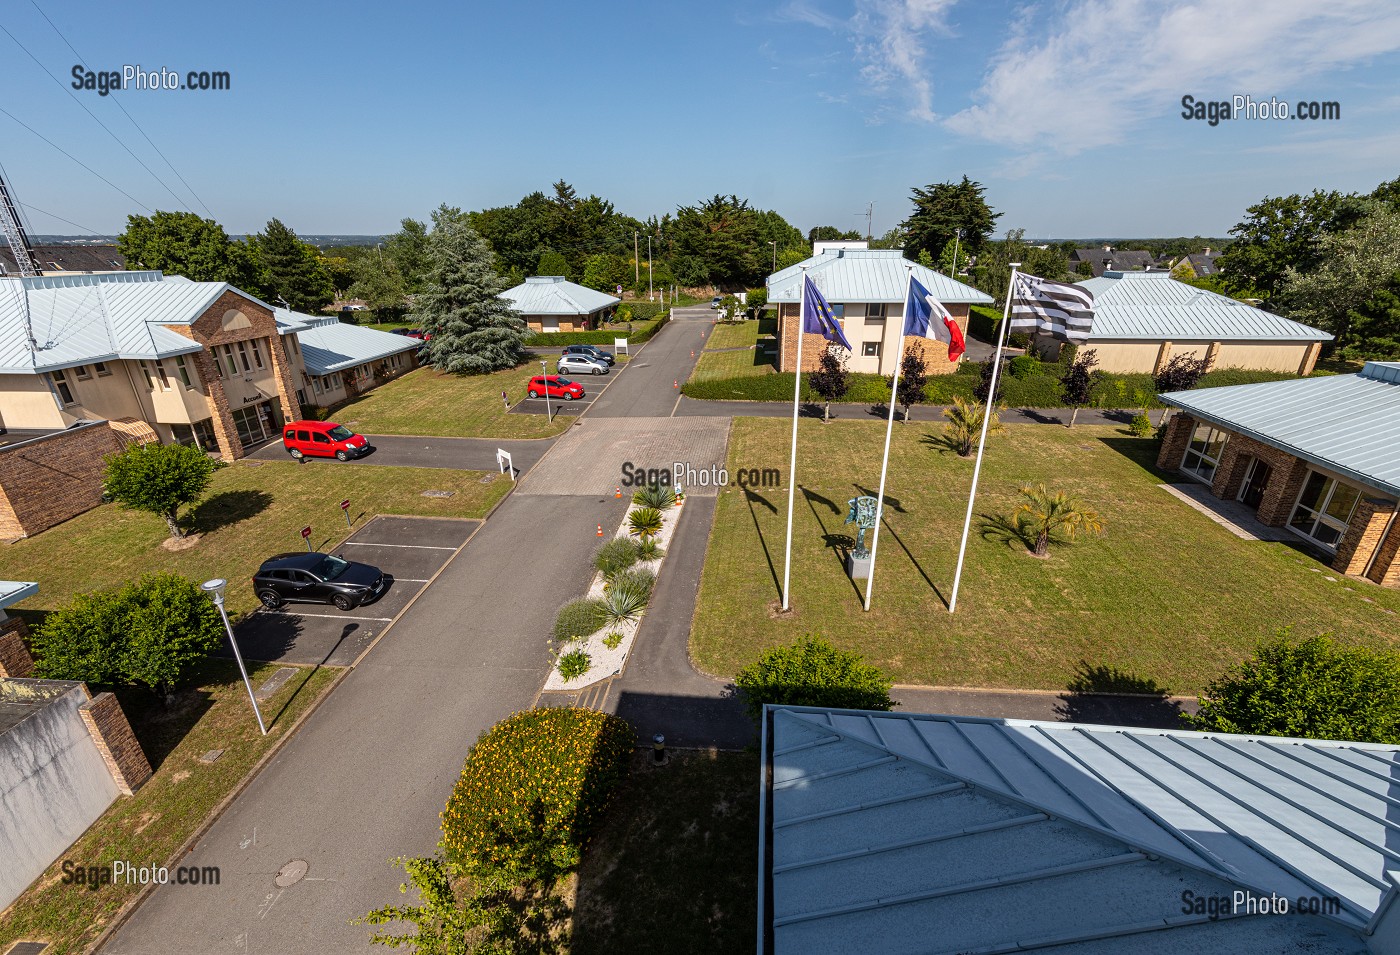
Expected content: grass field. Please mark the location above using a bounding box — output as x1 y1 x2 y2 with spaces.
0 459 509 621
691 348 779 383
705 317 776 351
690 419 1400 695
313 364 571 439
0 660 338 955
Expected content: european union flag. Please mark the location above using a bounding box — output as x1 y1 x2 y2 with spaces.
801 274 853 351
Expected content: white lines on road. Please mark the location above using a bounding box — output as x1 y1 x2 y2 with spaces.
257 610 394 622
340 541 459 550
391 578 431 583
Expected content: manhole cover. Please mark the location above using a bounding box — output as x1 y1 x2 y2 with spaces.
198 749 224 764
6 943 50 955
478 474 496 484
275 859 309 887
243 460 265 467
421 490 456 498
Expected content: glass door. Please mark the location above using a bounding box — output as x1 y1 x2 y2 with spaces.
1238 458 1272 511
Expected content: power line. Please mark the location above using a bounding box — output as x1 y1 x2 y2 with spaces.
26 0 216 219
0 105 153 212
18 201 107 237
0 20 193 213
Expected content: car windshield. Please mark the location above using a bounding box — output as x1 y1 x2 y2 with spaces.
312 555 350 581
327 426 355 441
556 378 574 386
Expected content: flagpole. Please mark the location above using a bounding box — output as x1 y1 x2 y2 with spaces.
862 269 912 612
948 263 1020 615
780 268 808 611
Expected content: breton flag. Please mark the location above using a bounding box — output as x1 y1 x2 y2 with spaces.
904 276 967 362
802 274 853 351
1009 274 1096 343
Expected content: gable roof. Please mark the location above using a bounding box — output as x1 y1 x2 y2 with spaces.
1159 361 1400 497
499 276 619 316
1071 248 1158 276
1178 252 1221 275
0 244 125 275
767 249 992 305
277 308 420 375
762 705 1397 954
1076 271 1330 342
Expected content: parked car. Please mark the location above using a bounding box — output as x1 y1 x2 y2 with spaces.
711 296 723 309
560 343 615 365
526 375 584 400
282 420 373 461
253 552 387 611
343 304 369 312
558 354 609 376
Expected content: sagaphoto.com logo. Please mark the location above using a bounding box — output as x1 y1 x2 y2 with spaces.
1181 94 1340 126
72 64 230 96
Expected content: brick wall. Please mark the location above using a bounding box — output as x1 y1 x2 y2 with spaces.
1367 516 1400 587
1333 498 1398 576
0 617 34 677
78 691 152 795
777 302 970 376
1156 412 1195 471
0 420 150 540
1256 456 1312 527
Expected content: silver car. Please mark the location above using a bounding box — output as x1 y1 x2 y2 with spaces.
558 354 609 376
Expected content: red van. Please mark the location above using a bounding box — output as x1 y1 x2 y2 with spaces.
282 421 373 461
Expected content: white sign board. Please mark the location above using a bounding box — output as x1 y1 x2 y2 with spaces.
614 337 629 355
496 449 514 480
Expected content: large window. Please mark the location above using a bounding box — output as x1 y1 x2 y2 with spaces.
1289 471 1362 549
1181 423 1228 482
51 369 75 405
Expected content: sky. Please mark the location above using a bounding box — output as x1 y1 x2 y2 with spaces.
4 0 1400 241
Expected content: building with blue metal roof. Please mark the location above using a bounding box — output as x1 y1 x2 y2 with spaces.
1156 361 1400 587
761 704 1400 954
499 276 619 333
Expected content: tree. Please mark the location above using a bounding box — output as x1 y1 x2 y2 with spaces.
1153 352 1213 394
536 248 570 278
941 396 1004 457
104 441 217 539
1188 631 1400 743
1344 271 1400 360
894 350 928 423
808 225 862 243
251 219 334 312
580 253 630 293
384 218 433 293
1059 348 1101 427
1218 189 1373 303
417 205 527 374
807 344 849 421
900 176 1001 263
1278 206 1400 348
117 210 257 286
938 238 970 276
1016 484 1103 557
669 195 769 287
969 229 1068 304
734 636 894 721
348 253 409 318
973 358 1005 404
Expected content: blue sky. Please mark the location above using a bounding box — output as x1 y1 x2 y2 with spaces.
4 0 1400 240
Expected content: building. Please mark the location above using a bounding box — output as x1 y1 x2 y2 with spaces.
1069 245 1158 277
1171 248 1222 278
767 249 993 376
0 243 125 275
274 308 419 408
760 704 1400 954
1157 361 1400 586
1050 270 1330 374
499 276 619 333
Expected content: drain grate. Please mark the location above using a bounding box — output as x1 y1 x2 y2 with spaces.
420 490 456 498
275 859 309 888
6 942 51 955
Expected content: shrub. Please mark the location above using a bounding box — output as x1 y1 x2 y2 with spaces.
557 649 592 682
980 483 1105 557
103 441 218 539
635 536 665 561
599 579 649 627
734 636 895 722
941 396 1005 457
1188 631 1400 743
440 707 634 878
627 506 664 538
607 568 656 596
1128 412 1153 436
1007 354 1041 379
552 598 606 643
602 631 624 650
632 483 676 509
594 537 640 577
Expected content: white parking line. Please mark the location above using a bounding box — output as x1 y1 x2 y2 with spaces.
256 610 394 622
391 578 431 583
340 541 459 550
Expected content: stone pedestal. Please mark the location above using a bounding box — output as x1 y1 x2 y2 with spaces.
847 552 872 580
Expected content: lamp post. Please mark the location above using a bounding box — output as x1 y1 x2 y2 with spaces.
647 234 654 301
200 578 267 735
540 359 552 422
951 228 963 275
769 241 777 274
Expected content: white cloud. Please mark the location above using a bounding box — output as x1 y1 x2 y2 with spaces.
851 0 959 121
946 0 1400 153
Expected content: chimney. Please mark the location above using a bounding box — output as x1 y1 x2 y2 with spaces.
1203 247 1211 255
1102 244 1113 252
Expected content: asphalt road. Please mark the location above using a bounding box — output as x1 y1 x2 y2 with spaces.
250 435 551 474
585 306 712 418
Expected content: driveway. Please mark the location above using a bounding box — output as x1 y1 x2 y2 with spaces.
585 306 712 418
250 436 550 474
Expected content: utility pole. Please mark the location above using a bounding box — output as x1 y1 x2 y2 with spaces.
634 231 640 284
647 234 654 300
0 173 41 276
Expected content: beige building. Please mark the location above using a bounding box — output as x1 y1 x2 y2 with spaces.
499 276 619 333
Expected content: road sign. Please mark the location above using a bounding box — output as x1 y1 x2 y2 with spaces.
301 525 312 538
340 499 350 510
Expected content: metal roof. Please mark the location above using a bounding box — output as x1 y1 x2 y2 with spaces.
0 581 37 610
499 276 619 316
761 705 1400 954
288 315 421 375
766 250 993 305
1076 271 1330 341
1159 361 1400 498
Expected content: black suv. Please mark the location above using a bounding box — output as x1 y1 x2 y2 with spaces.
560 343 615 365
253 552 387 611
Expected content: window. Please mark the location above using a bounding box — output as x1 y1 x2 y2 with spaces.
862 341 882 358
75 364 92 381
1181 423 1227 482
830 304 845 319
209 348 224 379
250 339 265 369
94 361 111 377
1289 471 1362 549
221 345 238 378
175 355 192 387
237 341 252 373
51 369 75 405
866 303 886 320
312 376 323 396
155 360 171 391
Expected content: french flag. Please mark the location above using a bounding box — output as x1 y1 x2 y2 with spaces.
903 275 966 362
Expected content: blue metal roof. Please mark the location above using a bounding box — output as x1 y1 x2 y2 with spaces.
762 706 1397 954
767 250 992 305
1077 271 1331 342
289 317 420 375
1159 362 1400 498
499 276 619 316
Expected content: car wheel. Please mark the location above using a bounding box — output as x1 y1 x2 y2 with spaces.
563 392 575 401
331 594 354 611
258 590 283 610
335 450 350 461
528 389 540 398
289 448 303 459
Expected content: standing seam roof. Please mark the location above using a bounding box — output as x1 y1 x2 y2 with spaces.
1076 271 1330 341
766 250 992 305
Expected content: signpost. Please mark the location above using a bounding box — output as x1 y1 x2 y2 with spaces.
301 525 312 551
614 337 629 356
496 449 514 481
340 498 352 529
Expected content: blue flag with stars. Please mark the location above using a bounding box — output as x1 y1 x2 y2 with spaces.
802 274 853 351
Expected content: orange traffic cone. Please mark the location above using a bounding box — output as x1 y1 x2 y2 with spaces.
596 524 604 537
690 350 695 357
673 379 679 389
614 486 622 498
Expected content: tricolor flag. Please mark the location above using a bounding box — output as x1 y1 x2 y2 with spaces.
904 276 967 362
802 274 853 351
1008 274 1095 343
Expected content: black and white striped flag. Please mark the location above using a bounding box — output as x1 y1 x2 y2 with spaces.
1008 274 1095 343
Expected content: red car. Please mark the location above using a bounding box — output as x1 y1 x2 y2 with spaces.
526 375 584 400
282 420 373 461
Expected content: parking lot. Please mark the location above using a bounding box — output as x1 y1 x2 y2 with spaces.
225 516 476 667
508 392 596 416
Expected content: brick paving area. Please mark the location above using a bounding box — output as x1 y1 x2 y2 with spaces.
515 416 733 497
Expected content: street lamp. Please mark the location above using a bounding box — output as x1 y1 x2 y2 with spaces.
951 228 963 276
647 234 654 301
540 359 552 422
200 578 267 735
768 241 777 274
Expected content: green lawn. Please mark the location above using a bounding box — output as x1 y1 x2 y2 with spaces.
691 348 778 383
705 317 776 351
0 459 509 621
0 659 338 955
691 419 1400 695
314 364 571 439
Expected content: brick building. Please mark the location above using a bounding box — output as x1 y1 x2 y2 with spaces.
499 276 619 333
1157 361 1400 586
766 249 993 377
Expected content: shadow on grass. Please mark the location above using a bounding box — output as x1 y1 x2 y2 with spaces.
1055 661 1187 729
187 488 274 535
801 488 863 603
743 489 779 600
112 669 220 770
920 430 969 457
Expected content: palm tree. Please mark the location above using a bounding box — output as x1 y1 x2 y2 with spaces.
1014 484 1104 557
941 396 1004 457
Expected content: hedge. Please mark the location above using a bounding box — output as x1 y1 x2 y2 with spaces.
441 707 634 879
523 310 669 347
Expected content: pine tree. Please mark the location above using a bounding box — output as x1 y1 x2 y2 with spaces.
254 218 333 312
417 205 527 375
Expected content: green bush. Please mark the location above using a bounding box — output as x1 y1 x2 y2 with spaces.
1128 412 1153 436
552 598 607 642
440 707 635 878
1188 631 1400 743
602 631 624 650
607 568 656 596
966 305 1000 342
599 579 649 627
557 649 592 682
734 635 895 722
628 506 664 538
632 483 676 509
1007 355 1041 379
594 537 641 577
635 536 665 561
